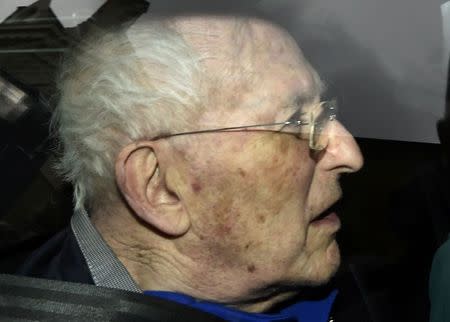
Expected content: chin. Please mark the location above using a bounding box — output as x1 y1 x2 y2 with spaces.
304 240 341 287
327 239 341 268
321 240 341 283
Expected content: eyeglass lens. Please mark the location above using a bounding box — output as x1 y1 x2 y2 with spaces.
309 100 337 150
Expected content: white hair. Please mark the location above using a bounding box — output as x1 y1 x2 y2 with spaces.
52 19 205 211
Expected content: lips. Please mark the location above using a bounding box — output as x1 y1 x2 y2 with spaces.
311 211 331 222
311 198 341 221
310 212 341 228
310 199 343 228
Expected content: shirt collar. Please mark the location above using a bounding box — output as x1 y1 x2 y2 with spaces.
71 208 141 292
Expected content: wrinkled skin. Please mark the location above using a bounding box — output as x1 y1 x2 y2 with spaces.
97 16 364 313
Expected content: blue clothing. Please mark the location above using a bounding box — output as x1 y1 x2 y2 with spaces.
145 290 337 322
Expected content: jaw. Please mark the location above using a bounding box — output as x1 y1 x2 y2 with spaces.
225 242 341 313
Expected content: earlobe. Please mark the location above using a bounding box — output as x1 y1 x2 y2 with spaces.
115 142 190 236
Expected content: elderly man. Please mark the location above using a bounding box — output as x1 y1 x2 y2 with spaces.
17 7 363 322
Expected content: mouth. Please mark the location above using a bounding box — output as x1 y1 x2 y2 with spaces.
310 199 343 229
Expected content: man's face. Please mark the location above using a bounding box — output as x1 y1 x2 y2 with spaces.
163 18 363 303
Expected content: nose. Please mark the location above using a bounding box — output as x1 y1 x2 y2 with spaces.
319 120 364 173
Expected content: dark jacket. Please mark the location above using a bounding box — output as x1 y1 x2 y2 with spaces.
12 227 225 322
16 227 94 284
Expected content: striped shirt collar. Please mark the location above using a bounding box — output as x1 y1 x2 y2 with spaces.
71 208 141 292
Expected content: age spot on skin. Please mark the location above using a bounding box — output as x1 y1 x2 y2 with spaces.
191 182 202 193
238 168 246 177
257 215 266 224
247 264 256 273
216 222 233 236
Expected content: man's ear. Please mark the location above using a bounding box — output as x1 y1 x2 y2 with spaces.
115 141 190 236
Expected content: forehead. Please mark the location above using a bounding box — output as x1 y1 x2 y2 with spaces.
172 16 323 118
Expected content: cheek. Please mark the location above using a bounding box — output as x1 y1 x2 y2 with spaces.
247 134 314 205
238 134 315 250
182 134 314 254
182 154 246 241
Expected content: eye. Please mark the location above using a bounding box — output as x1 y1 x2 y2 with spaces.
283 108 310 139
286 109 303 123
287 108 310 125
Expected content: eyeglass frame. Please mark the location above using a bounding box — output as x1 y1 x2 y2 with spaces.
152 98 338 151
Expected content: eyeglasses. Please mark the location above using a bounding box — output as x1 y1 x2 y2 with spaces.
154 99 337 151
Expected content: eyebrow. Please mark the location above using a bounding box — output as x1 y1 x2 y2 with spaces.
285 92 316 110
285 77 327 109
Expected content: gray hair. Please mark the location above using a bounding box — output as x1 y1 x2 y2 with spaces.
52 19 205 211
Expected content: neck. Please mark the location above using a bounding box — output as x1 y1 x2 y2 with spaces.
91 206 298 313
